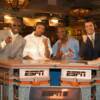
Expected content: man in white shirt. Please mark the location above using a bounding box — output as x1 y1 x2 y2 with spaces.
0 17 26 59
23 22 52 60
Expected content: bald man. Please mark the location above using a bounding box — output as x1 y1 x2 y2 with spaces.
0 18 26 60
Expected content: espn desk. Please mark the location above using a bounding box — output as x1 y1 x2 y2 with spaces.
0 60 100 100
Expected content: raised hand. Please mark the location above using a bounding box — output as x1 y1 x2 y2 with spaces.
62 48 74 59
82 35 88 43
5 36 12 44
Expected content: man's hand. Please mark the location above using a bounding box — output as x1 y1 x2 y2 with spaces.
5 36 12 44
43 38 50 58
82 35 87 43
23 56 33 60
66 48 74 57
43 38 48 48
58 40 62 49
55 40 63 59
62 48 74 59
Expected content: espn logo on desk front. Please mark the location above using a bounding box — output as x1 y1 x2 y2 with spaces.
25 70 44 76
61 69 91 80
19 69 49 81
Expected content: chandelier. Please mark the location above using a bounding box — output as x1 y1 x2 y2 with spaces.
70 8 91 18
69 0 93 18
6 0 29 11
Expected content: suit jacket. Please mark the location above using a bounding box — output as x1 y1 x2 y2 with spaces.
80 33 100 60
0 30 26 60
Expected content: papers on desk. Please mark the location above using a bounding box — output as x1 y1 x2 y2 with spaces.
67 60 100 66
87 60 100 66
67 62 87 66
64 60 87 66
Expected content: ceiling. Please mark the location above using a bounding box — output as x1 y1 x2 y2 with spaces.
0 0 100 22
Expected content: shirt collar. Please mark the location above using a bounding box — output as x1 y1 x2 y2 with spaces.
9 30 18 39
32 31 43 38
87 32 95 40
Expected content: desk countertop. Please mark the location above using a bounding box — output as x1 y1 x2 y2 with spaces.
0 59 99 70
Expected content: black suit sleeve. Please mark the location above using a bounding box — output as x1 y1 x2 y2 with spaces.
79 40 88 59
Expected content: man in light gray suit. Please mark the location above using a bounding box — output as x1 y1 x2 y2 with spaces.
0 17 26 60
0 18 26 100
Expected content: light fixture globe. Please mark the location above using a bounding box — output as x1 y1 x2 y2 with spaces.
70 8 91 18
6 0 29 11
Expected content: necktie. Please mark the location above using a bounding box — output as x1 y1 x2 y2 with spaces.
91 35 94 47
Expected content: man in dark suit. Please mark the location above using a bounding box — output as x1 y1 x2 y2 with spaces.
0 17 26 60
80 20 100 60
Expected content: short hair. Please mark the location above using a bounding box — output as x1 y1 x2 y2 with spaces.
12 17 22 23
56 25 66 33
56 25 68 36
84 19 95 25
35 22 46 28
84 19 97 29
57 25 66 29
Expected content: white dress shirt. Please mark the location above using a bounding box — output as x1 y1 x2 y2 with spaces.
23 32 52 60
87 32 95 47
87 32 95 41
